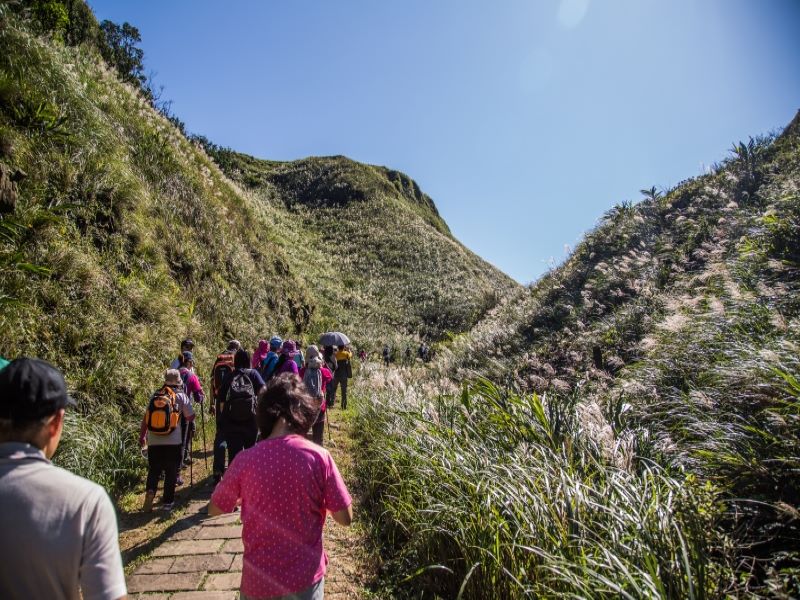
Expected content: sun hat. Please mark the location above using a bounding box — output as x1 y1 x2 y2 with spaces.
227 340 241 351
306 345 320 360
0 358 76 422
164 369 182 386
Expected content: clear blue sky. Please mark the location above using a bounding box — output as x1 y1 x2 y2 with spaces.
89 0 800 284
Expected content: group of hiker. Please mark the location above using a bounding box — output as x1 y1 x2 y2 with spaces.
140 335 355 514
382 340 433 366
0 346 355 599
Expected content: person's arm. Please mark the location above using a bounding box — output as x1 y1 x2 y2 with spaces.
216 371 231 414
80 488 128 600
182 395 196 422
138 412 148 447
208 501 225 517
249 369 265 395
330 504 353 526
209 455 242 515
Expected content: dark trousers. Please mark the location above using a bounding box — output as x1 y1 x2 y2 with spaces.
146 444 182 503
225 423 258 465
180 417 195 462
212 414 226 480
312 411 325 446
330 375 349 409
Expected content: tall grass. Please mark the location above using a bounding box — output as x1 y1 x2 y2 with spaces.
356 378 733 598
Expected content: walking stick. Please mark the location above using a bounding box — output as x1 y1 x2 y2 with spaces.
326 409 332 445
199 400 209 470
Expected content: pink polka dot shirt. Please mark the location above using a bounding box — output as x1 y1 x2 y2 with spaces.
211 434 352 597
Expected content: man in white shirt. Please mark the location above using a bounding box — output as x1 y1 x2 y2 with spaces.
0 358 127 600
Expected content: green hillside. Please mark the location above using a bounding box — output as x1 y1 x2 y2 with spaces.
356 114 800 597
0 5 513 491
205 148 517 346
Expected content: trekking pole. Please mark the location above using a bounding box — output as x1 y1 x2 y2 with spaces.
199 400 209 470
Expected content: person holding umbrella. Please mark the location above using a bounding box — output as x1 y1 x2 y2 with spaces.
320 332 352 410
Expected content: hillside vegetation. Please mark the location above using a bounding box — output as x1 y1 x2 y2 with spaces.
355 114 800 598
203 147 517 345
0 4 512 492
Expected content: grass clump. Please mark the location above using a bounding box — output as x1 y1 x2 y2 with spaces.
356 378 734 599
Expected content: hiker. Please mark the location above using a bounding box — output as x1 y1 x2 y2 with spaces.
210 339 241 482
330 344 353 410
252 339 269 370
405 346 412 364
260 336 282 380
382 344 390 367
292 339 305 370
0 358 127 599
418 342 425 360
178 350 205 468
299 345 333 445
322 345 338 409
171 337 194 370
217 349 265 464
209 374 353 599
139 369 195 512
358 349 366 363
275 340 300 377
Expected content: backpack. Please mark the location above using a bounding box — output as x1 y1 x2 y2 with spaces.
212 353 235 401
225 370 256 423
146 386 180 435
303 366 323 399
267 353 288 380
261 353 280 380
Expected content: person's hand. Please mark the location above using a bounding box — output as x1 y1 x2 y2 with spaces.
138 436 146 448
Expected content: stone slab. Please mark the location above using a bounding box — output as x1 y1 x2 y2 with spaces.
152 540 222 557
133 557 175 575
220 539 244 553
203 572 241 591
127 571 203 593
204 513 240 525
171 592 238 600
230 554 243 571
195 525 242 539
169 553 235 573
168 526 203 541
133 595 170 600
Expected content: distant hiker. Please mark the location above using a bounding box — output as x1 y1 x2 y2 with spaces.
0 358 127 600
210 340 240 482
405 346 412 364
292 339 305 370
171 337 195 370
260 336 283 380
322 345 338 409
252 339 269 370
300 345 332 445
275 340 300 377
330 345 353 410
209 374 353 600
140 369 195 512
358 349 367 362
383 344 390 367
217 349 265 465
178 351 205 467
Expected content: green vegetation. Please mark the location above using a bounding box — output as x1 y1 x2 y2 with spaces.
0 2 511 494
358 115 800 596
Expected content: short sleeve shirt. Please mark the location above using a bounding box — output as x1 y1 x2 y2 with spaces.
211 434 352 597
0 443 126 600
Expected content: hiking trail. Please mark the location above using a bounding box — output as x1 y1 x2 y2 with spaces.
120 409 376 599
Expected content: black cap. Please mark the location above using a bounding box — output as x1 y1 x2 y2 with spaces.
181 338 194 348
0 358 76 422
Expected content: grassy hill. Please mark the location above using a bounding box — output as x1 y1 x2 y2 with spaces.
205 148 517 347
355 113 800 597
0 5 513 492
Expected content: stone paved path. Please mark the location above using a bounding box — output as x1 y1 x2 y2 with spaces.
127 420 375 599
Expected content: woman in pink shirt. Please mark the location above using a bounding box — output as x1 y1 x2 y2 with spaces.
209 374 353 600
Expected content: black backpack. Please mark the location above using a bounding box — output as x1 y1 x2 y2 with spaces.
225 370 256 423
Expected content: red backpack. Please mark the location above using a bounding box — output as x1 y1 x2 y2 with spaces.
211 352 235 401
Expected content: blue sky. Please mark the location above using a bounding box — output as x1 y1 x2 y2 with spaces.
89 0 800 284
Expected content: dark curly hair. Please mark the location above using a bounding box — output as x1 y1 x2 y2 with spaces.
257 373 320 438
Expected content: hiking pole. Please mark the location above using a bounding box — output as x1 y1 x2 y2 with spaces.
199 400 209 470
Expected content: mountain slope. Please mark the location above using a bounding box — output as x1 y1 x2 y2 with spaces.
0 8 514 491
205 148 518 346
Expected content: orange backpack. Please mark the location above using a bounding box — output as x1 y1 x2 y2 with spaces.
145 385 180 435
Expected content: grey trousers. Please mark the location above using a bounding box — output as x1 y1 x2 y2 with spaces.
241 578 324 600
